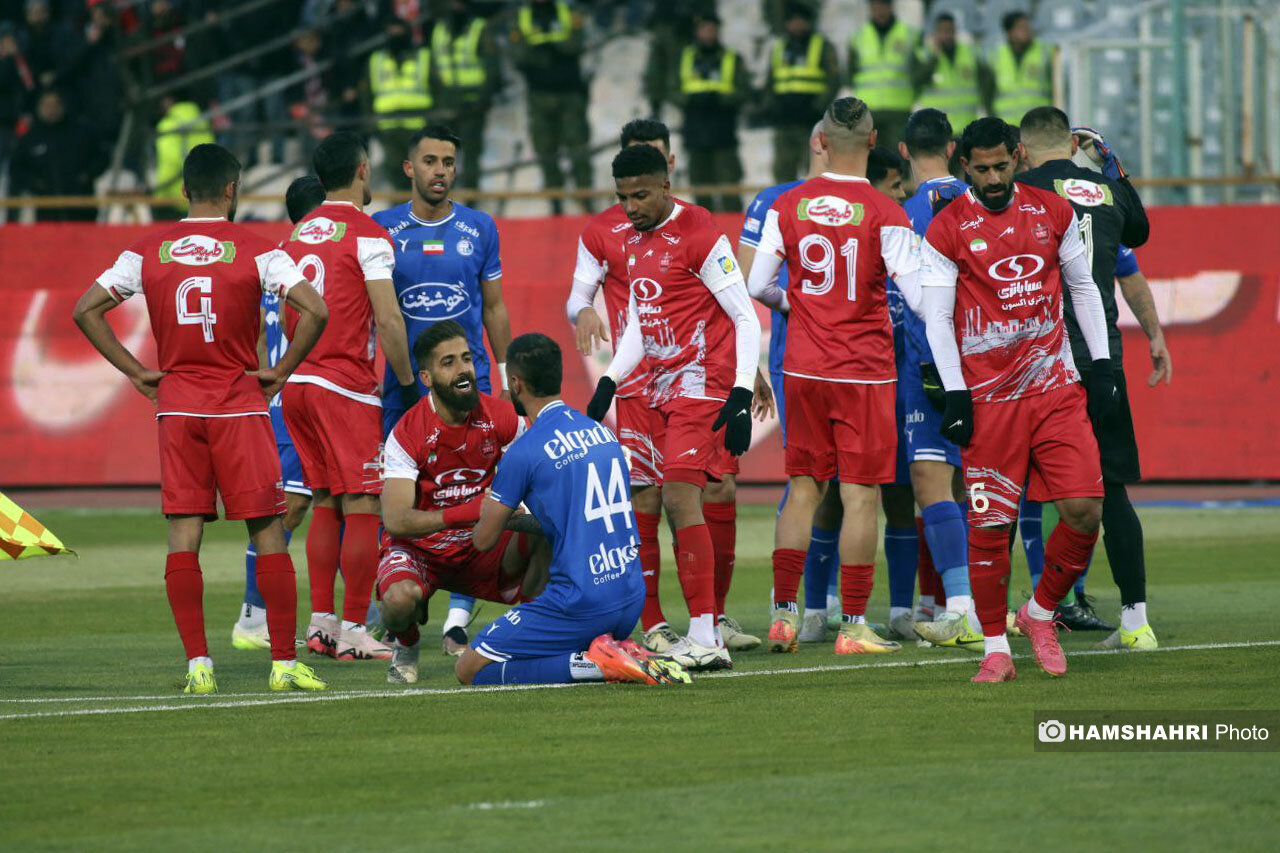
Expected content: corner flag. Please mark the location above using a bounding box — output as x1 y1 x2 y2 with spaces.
0 491 75 560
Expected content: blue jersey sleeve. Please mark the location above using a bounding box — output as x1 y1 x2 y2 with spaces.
489 441 532 511
741 190 773 247
1114 245 1140 278
481 214 502 282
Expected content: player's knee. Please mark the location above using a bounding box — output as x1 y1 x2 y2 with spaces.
631 485 661 515
1060 499 1102 534
380 582 419 628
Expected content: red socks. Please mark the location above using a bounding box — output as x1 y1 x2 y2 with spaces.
969 526 1012 636
340 512 382 625
704 501 737 617
674 523 716 618
636 511 666 630
165 551 206 659
840 564 874 617
255 552 297 661
306 505 341 614
1034 522 1099 612
772 548 805 606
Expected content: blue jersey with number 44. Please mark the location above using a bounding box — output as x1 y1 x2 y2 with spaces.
489 401 644 617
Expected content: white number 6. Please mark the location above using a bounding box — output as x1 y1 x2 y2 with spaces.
969 481 990 514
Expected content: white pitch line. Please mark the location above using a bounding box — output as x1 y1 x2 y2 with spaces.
2 639 1278 722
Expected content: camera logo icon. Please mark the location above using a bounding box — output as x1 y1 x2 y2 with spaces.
1038 720 1067 743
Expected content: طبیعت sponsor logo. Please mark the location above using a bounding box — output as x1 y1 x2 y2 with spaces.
291 217 347 244
1054 178 1114 207
400 282 469 320
797 196 864 227
159 235 236 265
987 253 1046 282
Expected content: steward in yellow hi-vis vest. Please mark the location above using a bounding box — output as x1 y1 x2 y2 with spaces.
846 0 920 150
431 3 501 191
990 11 1053 125
764 4 839 184
913 12 993 133
367 18 434 190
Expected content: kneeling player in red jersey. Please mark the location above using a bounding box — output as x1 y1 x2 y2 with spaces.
72 144 331 694
918 118 1117 682
376 321 549 683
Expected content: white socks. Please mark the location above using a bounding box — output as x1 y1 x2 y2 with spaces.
919 595 936 614
238 604 266 629
569 653 603 681
842 614 866 625
1026 599 1055 621
443 606 471 635
802 608 827 619
889 606 912 621
984 634 1011 656
188 656 213 673
688 614 717 647
966 607 982 633
1120 602 1148 632
945 595 972 616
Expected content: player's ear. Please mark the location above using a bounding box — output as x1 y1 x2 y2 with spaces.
402 158 414 179
897 140 909 160
1070 135 1079 156
867 128 878 151
945 139 956 160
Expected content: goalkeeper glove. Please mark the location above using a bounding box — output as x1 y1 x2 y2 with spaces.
940 390 974 447
586 376 616 422
919 363 947 413
1085 358 1118 425
398 381 421 411
1072 125 1126 180
712 386 754 456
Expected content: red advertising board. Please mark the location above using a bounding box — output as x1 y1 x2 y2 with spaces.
1 205 1276 487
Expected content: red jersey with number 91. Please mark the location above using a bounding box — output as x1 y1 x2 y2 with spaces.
95 218 302 416
765 173 920 382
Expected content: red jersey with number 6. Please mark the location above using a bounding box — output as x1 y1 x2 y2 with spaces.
761 173 922 382
95 217 302 416
284 201 395 398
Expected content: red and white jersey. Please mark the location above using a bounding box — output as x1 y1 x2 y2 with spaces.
757 172 921 383
284 201 395 402
96 217 301 417
574 203 650 398
382 392 523 554
922 183 1082 402
620 202 742 406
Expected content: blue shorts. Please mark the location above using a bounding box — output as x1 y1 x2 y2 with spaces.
899 337 962 470
770 367 786 446
279 442 311 496
891 326 912 485
472 596 644 662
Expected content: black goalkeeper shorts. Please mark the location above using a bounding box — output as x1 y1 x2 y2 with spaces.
1081 369 1142 484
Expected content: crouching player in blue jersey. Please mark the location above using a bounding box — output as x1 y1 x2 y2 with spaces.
454 333 690 686
374 125 515 655
232 175 327 649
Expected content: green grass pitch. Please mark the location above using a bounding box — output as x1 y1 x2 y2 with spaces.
2 504 1278 851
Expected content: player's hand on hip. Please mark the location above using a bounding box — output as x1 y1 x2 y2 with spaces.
919 363 947 413
752 369 776 421
1148 336 1172 386
575 308 609 355
586 376 616 421
714 386 755 456
130 368 165 403
940 390 974 447
1085 359 1118 424
246 367 286 401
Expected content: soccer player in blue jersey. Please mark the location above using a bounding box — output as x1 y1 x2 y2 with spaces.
231 175 327 649
893 109 983 650
454 333 690 686
373 125 514 655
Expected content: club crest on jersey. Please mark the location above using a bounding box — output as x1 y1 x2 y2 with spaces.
456 236 474 256
659 252 672 271
1033 223 1050 244
400 282 469 320
291 217 346 244
1054 178 1113 207
987 254 1046 282
797 196 864 227
969 237 988 254
159 235 236 265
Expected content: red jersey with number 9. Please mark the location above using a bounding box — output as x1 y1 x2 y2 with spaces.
95 217 302 416
764 173 920 382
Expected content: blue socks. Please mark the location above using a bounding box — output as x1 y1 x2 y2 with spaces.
450 593 477 615
921 501 969 598
472 654 574 685
1019 498 1045 587
804 527 838 610
884 525 918 609
243 528 292 608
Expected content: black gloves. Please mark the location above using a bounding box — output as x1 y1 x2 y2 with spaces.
713 386 754 456
940 390 974 447
586 377 616 422
1085 359 1117 425
398 382 421 411
920 363 946 413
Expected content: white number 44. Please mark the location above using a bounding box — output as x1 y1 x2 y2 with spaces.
176 275 217 342
968 482 990 514
584 458 634 533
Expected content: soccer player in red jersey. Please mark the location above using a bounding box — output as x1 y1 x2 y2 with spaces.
281 132 418 663
919 118 1115 682
585 143 762 671
747 98 926 656
567 119 765 656
375 321 550 684
72 144 330 694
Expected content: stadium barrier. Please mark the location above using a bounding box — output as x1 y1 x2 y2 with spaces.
1 204 1276 488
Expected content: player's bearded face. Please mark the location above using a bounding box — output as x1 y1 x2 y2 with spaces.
426 342 479 413
616 173 671 231
964 146 1017 210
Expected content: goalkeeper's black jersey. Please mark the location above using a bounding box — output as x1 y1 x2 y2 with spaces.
1017 160 1149 365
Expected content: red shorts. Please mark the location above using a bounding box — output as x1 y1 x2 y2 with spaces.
376 530 527 604
616 395 662 487
652 397 727 489
783 376 897 484
282 381 383 495
964 384 1104 527
157 415 285 519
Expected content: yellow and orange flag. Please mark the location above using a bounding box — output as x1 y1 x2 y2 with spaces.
0 491 75 560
